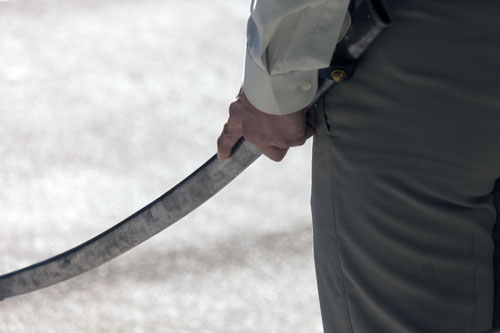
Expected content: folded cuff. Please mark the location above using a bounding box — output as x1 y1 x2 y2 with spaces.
242 51 318 115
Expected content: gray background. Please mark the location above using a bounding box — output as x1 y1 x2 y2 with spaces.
0 0 320 332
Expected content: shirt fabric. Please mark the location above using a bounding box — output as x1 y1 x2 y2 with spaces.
242 0 351 115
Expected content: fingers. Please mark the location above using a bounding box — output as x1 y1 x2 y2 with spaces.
256 145 289 162
305 104 317 140
305 123 315 140
217 91 317 162
275 105 317 147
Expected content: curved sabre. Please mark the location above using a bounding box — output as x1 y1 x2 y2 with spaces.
0 0 392 299
0 139 261 301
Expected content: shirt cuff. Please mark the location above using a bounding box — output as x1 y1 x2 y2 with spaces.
242 51 318 115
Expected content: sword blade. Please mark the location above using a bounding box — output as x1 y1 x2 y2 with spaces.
0 139 261 300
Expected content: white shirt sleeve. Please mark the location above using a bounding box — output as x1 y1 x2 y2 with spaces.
242 0 351 115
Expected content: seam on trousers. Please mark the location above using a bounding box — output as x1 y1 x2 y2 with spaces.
325 100 354 333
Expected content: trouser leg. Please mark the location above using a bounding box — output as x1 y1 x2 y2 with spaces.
311 96 499 332
310 1 500 331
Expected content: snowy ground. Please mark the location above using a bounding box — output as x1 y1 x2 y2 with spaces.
0 1 321 332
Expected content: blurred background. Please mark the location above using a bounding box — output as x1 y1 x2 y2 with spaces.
0 0 320 331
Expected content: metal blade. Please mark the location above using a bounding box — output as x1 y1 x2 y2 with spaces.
0 138 261 301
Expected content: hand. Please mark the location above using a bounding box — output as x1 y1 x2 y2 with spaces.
217 90 316 162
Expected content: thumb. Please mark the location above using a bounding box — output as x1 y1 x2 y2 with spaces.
217 103 244 160
217 122 243 160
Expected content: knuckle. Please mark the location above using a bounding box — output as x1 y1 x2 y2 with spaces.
222 123 231 135
271 155 284 162
217 135 224 147
277 138 293 149
229 102 242 118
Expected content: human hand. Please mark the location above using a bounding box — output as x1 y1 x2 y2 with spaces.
217 90 316 162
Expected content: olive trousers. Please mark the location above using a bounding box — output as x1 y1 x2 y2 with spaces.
311 0 500 331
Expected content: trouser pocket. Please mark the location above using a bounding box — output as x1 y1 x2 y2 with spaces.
315 97 332 135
